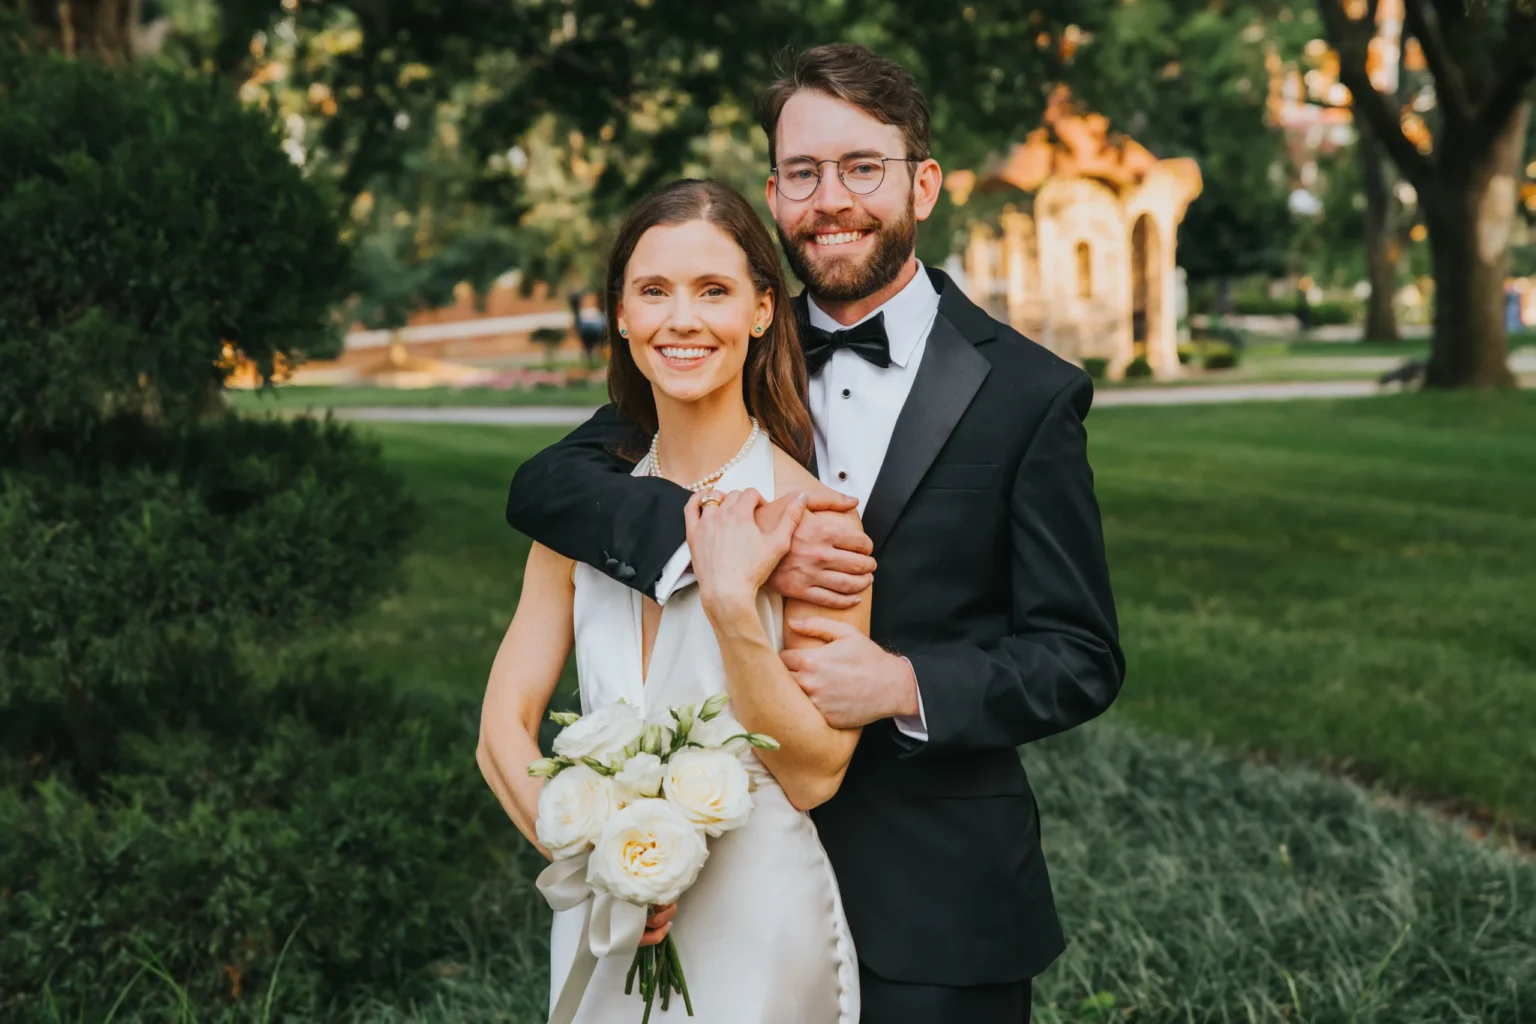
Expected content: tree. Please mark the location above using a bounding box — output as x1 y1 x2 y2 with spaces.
1062 0 1303 285
1319 0 1535 388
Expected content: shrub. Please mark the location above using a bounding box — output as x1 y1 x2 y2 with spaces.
1082 357 1109 380
0 416 416 788
1124 356 1154 379
1176 346 1195 365
0 44 482 1023
0 663 523 1019
1309 300 1360 326
0 51 351 448
1204 348 1241 371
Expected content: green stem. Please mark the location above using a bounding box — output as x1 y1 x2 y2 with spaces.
640 946 656 1024
625 949 640 996
667 935 694 1016
658 943 672 1013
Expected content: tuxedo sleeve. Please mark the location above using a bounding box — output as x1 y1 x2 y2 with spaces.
901 374 1124 753
504 404 691 599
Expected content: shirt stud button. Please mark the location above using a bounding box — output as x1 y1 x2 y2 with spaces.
837 471 848 481
841 388 851 398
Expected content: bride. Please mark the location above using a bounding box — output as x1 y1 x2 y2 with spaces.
477 178 866 1023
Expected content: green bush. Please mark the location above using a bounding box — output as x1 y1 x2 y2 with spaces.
0 51 351 448
0 664 518 1019
0 416 416 787
0 44 494 1023
1082 357 1109 380
1124 355 1154 379
1309 300 1360 326
1203 348 1241 371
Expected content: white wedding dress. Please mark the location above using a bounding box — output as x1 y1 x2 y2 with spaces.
548 433 860 1023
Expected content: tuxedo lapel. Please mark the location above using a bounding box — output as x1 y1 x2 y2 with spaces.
861 309 991 554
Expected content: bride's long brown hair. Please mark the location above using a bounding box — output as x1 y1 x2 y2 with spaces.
604 179 814 467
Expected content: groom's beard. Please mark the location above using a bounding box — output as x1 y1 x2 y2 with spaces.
778 193 917 304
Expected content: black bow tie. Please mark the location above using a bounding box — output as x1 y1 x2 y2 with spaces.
800 311 891 377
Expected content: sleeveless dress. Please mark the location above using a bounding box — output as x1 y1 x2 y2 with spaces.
548 433 860 1024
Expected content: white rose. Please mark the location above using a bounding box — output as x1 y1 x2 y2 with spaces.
688 712 750 754
663 747 755 837
535 764 617 859
613 752 664 803
587 798 709 907
552 703 645 765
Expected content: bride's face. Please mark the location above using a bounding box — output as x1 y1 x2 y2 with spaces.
617 219 773 406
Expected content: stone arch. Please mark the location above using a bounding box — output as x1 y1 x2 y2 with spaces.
1130 213 1162 363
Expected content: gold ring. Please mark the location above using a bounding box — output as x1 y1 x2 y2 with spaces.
700 495 723 509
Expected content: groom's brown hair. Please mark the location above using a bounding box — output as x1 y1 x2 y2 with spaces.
757 44 932 168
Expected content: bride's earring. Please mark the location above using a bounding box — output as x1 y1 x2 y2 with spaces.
618 326 628 337
752 324 764 337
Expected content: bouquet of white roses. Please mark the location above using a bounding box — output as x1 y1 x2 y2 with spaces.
529 693 777 1023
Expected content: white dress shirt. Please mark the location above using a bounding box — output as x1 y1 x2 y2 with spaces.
655 263 941 739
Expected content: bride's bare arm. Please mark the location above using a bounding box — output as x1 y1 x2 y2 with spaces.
688 489 868 811
476 541 576 859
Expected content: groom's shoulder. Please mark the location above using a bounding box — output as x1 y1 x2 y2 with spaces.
973 313 1092 412
932 269 1088 402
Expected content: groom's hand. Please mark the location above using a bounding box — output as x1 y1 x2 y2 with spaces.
761 491 875 611
783 617 920 729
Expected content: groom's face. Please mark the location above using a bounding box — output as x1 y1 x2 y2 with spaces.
767 89 940 302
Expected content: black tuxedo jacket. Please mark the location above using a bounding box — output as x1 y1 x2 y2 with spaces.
504 267 1124 986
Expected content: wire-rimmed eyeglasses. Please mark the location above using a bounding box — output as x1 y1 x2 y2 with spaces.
771 155 921 201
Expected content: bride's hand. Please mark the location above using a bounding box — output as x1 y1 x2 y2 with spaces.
686 488 807 616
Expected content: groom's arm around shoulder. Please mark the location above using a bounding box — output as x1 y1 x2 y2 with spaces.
904 345 1125 754
505 403 691 598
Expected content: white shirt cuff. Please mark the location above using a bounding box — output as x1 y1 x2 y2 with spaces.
892 657 928 741
652 542 694 604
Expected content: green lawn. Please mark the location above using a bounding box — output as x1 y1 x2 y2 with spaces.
1094 391 1536 832
227 380 611 412
320 392 1536 834
282 394 1536 1022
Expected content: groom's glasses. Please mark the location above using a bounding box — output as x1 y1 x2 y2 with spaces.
772 154 921 201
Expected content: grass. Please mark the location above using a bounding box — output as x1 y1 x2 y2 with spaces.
226 381 610 412
340 724 1536 1023
221 394 1536 1021
316 393 1536 834
1091 391 1536 834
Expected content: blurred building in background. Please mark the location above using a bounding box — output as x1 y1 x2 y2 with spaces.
950 89 1202 380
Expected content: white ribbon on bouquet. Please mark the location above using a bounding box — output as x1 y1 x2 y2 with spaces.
537 852 649 1024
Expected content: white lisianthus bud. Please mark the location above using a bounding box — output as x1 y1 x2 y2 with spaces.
613 751 665 803
698 692 730 721
746 733 780 751
535 764 616 859
663 747 755 837
640 722 671 757
548 710 581 727
670 703 696 736
587 799 709 907
527 757 565 778
552 702 645 764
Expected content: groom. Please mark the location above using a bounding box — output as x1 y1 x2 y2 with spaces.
504 44 1125 1023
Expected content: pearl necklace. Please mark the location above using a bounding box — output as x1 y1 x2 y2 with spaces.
646 418 761 492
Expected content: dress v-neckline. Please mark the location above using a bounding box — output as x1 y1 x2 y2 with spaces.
620 432 773 709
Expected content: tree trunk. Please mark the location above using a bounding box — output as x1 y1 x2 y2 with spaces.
1422 102 1529 389
20 0 136 65
1357 119 1401 343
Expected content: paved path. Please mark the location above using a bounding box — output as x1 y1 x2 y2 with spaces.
324 379 1412 427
